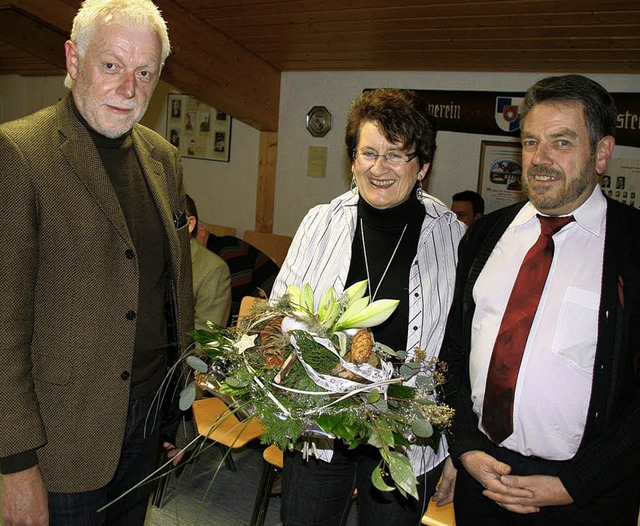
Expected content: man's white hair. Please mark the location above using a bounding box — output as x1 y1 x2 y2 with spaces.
64 0 170 88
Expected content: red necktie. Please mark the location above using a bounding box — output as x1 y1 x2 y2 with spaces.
481 214 575 444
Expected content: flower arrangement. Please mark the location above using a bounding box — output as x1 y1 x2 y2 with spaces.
180 280 453 499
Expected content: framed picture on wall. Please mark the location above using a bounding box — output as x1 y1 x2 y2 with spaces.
477 140 524 213
600 157 640 210
166 93 232 162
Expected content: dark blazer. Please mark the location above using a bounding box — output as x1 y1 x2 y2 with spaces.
440 197 640 507
0 94 194 492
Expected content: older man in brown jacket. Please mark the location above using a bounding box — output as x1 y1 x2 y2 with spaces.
0 1 194 524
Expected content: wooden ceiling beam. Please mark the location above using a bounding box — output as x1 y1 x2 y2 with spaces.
0 7 67 72
153 0 280 132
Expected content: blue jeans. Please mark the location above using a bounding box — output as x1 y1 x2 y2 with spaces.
281 442 444 526
48 388 161 526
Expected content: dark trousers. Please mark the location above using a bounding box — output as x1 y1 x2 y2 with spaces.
281 442 444 526
455 445 640 526
48 388 161 526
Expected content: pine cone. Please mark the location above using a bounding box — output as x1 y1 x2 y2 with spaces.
260 317 286 367
350 329 373 364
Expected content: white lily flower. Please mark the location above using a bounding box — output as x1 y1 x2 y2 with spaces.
300 283 315 314
343 279 368 308
334 299 400 331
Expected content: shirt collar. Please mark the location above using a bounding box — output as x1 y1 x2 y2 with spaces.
511 185 607 237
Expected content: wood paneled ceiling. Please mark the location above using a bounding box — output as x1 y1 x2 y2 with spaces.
1 0 639 131
178 0 640 73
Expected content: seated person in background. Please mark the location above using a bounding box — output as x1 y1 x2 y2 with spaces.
186 195 231 328
197 224 280 326
452 190 485 227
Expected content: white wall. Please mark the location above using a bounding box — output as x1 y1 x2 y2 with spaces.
0 75 68 122
2 71 638 238
142 80 261 237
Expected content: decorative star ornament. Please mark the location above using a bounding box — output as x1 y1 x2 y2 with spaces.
234 333 258 354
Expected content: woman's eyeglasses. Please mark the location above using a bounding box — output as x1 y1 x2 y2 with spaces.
354 148 418 167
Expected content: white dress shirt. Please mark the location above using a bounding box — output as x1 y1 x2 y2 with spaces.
471 186 606 460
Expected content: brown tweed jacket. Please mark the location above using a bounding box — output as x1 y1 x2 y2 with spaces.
0 94 194 492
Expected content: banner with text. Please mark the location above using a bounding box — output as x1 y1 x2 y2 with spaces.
401 90 640 147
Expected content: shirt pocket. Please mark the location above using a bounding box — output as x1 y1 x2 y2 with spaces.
550 286 599 372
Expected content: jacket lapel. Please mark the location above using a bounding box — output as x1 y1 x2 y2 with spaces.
131 127 180 261
56 95 132 246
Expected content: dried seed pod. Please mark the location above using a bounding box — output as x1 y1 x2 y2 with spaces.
350 329 373 364
260 317 286 367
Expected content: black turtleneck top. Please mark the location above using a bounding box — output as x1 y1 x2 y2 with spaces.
77 105 170 399
346 195 426 353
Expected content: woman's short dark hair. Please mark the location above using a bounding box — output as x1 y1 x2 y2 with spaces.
345 88 437 170
520 75 617 152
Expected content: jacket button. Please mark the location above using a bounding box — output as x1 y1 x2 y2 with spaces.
126 310 137 320
120 371 130 381
125 249 135 259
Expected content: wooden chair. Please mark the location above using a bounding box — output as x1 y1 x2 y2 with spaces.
421 496 456 526
243 229 292 267
192 396 265 471
237 295 264 321
249 445 456 526
249 445 284 526
203 222 237 237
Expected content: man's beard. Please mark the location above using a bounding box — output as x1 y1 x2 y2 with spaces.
524 160 594 213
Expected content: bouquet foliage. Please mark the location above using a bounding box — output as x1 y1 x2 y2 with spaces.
180 280 453 499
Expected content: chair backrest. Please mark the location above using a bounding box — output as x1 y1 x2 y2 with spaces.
203 222 237 237
243 230 292 267
205 234 280 326
237 296 265 322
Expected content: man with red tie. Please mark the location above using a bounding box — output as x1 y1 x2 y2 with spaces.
440 75 640 525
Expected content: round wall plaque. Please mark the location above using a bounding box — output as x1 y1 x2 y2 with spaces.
306 106 332 137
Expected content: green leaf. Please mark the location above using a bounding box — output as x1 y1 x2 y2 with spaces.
411 418 433 438
225 376 251 388
370 398 389 412
371 462 395 492
178 382 197 410
316 413 360 442
368 389 381 404
372 421 395 449
186 355 209 373
395 350 408 361
387 384 416 400
376 343 399 357
415 374 435 390
387 451 419 500
400 362 421 378
367 432 383 448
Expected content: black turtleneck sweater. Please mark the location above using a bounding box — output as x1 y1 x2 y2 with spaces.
346 195 426 353
78 106 170 400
